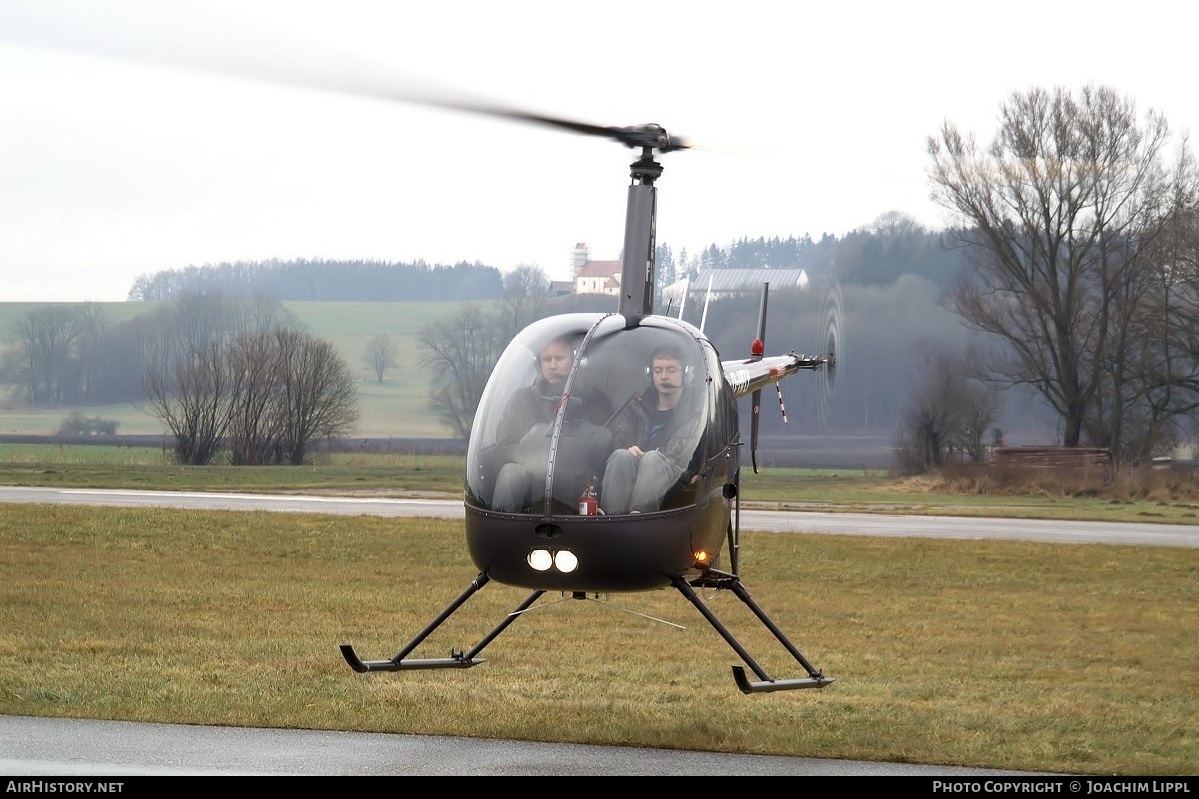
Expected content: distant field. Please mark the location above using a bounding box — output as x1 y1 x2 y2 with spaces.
0 300 481 439
0 300 885 457
0 382 448 438
0 301 889 466
0 302 152 344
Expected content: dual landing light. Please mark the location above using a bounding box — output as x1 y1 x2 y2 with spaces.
526 548 578 573
525 547 714 574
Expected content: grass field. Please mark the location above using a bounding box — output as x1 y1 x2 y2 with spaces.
1 444 1198 774
1 503 1195 775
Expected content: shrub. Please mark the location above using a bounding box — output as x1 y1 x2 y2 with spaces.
58 411 119 437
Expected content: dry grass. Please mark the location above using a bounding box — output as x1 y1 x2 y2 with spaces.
934 462 1199 500
2 503 1196 775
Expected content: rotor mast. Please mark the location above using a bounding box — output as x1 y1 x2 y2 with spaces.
615 124 683 325
619 147 662 325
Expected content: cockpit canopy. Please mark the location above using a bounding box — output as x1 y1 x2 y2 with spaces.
466 313 728 516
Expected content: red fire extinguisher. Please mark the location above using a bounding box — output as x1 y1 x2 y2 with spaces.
577 481 598 515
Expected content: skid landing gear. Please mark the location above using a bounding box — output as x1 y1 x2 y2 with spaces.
678 571 833 694
340 570 833 694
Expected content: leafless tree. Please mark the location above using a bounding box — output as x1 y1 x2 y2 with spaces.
274 327 359 465
71 302 107 402
364 333 398 383
143 337 233 465
500 264 550 338
953 382 998 463
928 84 1199 457
139 295 238 464
8 302 147 406
896 348 995 473
419 304 505 438
225 329 286 465
1113 200 1199 458
869 210 925 237
84 318 149 404
14 305 87 405
139 293 302 465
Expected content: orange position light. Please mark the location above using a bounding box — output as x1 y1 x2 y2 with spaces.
693 550 710 564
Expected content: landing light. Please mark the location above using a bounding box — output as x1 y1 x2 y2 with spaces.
527 548 579 573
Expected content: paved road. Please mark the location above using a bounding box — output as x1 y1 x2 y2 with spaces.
4 486 1168 776
0 715 1060 777
2 485 1196 547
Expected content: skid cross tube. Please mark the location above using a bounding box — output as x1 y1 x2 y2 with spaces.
674 573 835 694
340 573 546 673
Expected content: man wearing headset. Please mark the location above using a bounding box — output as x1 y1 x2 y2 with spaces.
491 335 612 512
600 344 702 515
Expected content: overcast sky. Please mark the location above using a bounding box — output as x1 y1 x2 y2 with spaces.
2 0 1196 302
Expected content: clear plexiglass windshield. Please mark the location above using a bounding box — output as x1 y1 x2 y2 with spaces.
465 313 713 515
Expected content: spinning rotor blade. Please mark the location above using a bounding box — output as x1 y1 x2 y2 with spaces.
429 104 691 153
1 5 691 154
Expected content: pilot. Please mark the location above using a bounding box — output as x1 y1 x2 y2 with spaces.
490 335 613 512
599 344 703 515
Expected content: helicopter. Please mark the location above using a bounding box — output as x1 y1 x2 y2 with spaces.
339 115 839 694
3 13 837 692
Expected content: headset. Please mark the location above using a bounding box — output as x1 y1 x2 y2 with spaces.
645 348 694 386
532 341 580 366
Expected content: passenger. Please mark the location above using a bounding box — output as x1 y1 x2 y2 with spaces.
600 345 702 514
491 335 613 512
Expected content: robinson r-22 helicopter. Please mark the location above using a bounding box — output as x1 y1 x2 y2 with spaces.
339 106 838 694
7 9 838 695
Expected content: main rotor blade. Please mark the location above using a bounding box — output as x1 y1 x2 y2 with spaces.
433 105 691 152
1 4 690 152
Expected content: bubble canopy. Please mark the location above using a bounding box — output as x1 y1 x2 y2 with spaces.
465 312 720 516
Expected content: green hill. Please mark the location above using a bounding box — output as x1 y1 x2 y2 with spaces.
0 300 478 439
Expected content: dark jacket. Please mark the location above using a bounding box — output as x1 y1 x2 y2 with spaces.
608 387 704 484
495 379 613 466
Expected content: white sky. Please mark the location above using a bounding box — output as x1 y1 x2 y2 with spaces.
2 0 1196 302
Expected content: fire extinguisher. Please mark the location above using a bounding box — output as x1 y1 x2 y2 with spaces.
577 481 598 515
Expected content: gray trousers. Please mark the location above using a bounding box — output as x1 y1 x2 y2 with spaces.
599 448 680 514
492 462 535 512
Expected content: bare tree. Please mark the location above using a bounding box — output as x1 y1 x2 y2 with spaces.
72 302 108 403
419 304 505 438
364 333 398 383
500 265 550 338
143 338 233 465
225 330 286 465
274 328 359 465
86 318 150 404
8 303 152 407
869 210 925 237
1115 200 1199 458
14 305 87 405
928 85 1199 456
139 293 298 465
896 348 994 473
139 294 237 464
952 377 998 464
